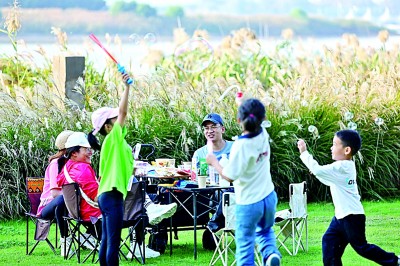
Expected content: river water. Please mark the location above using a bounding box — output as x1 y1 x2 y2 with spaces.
1 36 400 74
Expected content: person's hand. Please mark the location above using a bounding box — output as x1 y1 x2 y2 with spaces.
297 139 307 154
122 73 132 85
117 64 133 85
206 153 218 167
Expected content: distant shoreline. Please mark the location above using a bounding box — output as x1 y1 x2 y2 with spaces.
0 7 393 44
0 34 175 44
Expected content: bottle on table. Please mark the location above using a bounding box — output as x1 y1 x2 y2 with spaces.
219 154 230 187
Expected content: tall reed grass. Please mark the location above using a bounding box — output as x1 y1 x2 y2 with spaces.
0 4 399 219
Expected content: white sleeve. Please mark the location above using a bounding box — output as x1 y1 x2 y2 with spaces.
300 151 339 186
222 141 248 181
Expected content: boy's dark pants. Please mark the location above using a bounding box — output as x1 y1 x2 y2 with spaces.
322 214 398 266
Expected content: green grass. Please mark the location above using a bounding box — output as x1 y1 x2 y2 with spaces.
1 200 399 265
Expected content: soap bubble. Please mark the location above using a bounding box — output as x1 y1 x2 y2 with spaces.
344 111 354 121
262 120 272 128
128 33 141 45
347 122 357 130
308 125 319 139
143 32 157 45
308 125 317 133
374 117 384 126
240 40 261 59
174 37 214 73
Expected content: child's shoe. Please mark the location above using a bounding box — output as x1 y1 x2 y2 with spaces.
266 253 281 266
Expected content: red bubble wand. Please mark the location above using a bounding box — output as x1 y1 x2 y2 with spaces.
89 33 133 84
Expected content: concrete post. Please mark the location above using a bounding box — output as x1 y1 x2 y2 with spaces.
53 55 85 109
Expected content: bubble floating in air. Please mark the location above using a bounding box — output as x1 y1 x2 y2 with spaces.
347 122 357 130
374 117 384 126
174 37 214 73
143 32 157 45
308 125 319 139
262 120 272 128
344 111 354 121
308 125 317 133
240 40 261 59
128 33 141 45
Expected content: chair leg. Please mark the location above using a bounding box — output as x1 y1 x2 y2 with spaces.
26 215 29 255
292 219 296 255
209 231 225 266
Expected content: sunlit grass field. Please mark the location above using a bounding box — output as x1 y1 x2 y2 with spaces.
1 200 399 265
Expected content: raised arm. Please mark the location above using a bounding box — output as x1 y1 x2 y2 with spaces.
116 73 131 127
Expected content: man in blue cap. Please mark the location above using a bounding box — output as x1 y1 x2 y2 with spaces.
192 113 233 164
192 113 234 249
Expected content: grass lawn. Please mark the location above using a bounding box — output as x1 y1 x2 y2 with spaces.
0 200 399 265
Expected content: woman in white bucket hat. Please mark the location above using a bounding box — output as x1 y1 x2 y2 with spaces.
37 130 74 256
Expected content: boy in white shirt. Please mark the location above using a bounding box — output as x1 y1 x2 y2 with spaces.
297 129 399 266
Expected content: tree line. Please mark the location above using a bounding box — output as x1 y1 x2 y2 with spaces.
0 0 185 18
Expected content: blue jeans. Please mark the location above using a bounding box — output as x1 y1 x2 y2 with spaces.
40 195 68 238
322 214 398 266
235 191 281 266
98 189 124 266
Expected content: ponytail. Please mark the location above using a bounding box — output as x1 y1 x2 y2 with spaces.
57 156 68 174
87 129 101 151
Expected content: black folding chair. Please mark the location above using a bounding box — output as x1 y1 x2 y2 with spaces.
119 181 148 264
133 143 155 162
62 183 100 263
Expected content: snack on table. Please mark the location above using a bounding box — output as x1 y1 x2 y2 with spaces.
155 167 190 178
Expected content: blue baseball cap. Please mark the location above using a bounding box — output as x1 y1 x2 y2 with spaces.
202 113 224 126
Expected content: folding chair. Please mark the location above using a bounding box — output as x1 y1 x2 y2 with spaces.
62 183 100 263
209 192 262 266
133 143 155 162
25 177 58 255
119 181 148 264
275 181 308 256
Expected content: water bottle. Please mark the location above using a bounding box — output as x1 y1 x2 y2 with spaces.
219 154 230 187
209 166 216 185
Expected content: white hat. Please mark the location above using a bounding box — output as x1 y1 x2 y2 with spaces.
91 107 119 135
65 132 91 149
55 130 74 150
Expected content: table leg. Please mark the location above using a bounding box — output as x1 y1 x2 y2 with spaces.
193 191 197 260
169 191 173 256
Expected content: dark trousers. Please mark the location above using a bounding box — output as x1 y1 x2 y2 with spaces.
40 195 68 238
98 189 124 266
322 214 398 266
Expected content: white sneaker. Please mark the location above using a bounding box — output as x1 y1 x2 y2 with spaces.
127 242 160 259
80 233 97 250
60 237 72 257
397 255 399 266
266 253 281 266
147 203 177 225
